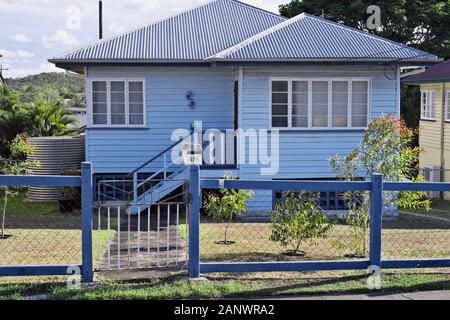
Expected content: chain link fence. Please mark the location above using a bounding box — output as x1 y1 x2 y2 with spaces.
200 187 450 264
0 185 83 266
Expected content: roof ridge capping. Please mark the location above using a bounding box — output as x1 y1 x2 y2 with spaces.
209 12 438 60
52 0 285 61
209 13 307 59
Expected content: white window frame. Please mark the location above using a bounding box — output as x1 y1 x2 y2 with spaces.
445 90 450 122
270 77 371 130
420 90 436 121
88 78 146 128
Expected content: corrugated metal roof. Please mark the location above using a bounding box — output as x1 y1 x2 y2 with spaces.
403 60 450 83
210 13 437 62
53 0 286 61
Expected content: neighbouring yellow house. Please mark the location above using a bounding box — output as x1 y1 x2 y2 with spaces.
404 60 450 199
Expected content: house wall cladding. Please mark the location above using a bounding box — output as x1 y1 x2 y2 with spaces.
86 67 234 174
86 66 399 211
239 66 399 212
239 66 400 180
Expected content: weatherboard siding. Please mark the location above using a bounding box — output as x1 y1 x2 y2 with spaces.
86 66 399 182
86 67 234 174
239 66 400 180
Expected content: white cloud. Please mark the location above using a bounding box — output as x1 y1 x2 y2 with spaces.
4 63 64 79
0 49 35 58
108 22 126 34
9 34 33 43
42 30 80 48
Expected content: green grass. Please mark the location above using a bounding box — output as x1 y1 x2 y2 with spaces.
198 213 450 262
1 192 59 215
408 200 450 219
0 270 449 300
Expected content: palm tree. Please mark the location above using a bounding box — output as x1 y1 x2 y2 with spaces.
29 101 78 137
0 86 31 157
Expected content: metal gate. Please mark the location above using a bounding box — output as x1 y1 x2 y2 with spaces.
95 179 189 272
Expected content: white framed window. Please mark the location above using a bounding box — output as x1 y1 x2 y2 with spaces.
270 78 370 129
90 79 146 127
445 90 450 122
421 90 436 121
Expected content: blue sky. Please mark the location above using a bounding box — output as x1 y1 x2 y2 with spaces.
0 0 283 78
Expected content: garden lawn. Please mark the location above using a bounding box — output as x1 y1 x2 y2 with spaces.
0 269 449 300
0 192 114 266
408 199 450 219
198 213 450 262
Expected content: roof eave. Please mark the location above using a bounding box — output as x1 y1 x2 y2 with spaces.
402 77 450 84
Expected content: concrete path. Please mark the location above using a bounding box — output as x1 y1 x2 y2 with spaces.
274 290 450 300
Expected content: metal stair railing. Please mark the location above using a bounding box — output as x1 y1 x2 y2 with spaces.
127 129 194 203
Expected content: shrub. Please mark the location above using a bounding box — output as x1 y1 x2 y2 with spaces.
269 192 333 256
203 175 253 245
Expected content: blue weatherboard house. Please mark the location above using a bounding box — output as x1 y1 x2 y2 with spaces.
50 0 439 215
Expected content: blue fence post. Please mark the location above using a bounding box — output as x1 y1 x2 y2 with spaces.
81 162 94 283
369 173 383 269
188 165 201 278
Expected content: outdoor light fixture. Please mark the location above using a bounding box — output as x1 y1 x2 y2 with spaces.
186 90 196 109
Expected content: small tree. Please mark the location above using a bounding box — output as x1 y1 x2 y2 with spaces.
330 115 430 257
269 192 333 256
0 136 37 239
203 175 253 245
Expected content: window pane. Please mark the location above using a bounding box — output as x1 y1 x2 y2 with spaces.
333 81 348 93
111 115 126 125
130 103 144 114
129 115 144 125
312 116 328 127
293 105 308 116
332 104 347 116
333 116 348 127
272 117 288 128
312 81 328 92
93 92 107 103
272 81 288 92
272 105 288 116
312 81 329 128
292 92 308 104
93 81 107 91
353 104 367 116
352 81 368 92
293 81 308 92
111 104 125 113
272 93 288 104
352 116 367 127
111 81 125 91
129 81 143 92
93 115 107 125
129 92 143 103
352 93 368 104
93 103 107 114
111 92 125 103
293 116 308 128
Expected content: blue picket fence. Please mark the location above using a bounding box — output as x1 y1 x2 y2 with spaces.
0 162 93 283
187 166 450 278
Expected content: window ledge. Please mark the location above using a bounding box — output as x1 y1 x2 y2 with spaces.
86 127 149 130
420 119 437 122
269 128 367 133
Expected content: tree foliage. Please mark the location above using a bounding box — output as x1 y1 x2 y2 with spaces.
330 115 430 256
5 72 86 107
270 192 333 256
0 85 78 157
279 0 450 60
203 175 253 245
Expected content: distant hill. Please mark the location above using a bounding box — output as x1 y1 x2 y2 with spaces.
5 72 86 108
